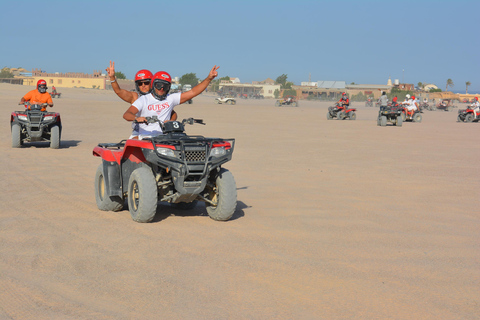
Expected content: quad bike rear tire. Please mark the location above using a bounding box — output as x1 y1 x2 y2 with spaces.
396 115 403 127
327 112 333 120
127 167 158 223
275 101 280 107
465 114 474 122
206 168 237 221
11 123 22 148
231 100 236 105
377 117 381 126
95 164 124 212
401 112 406 122
380 116 387 127
413 113 422 123
292 102 298 107
50 125 60 149
348 112 356 120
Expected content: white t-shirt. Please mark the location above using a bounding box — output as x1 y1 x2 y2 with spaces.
131 92 181 136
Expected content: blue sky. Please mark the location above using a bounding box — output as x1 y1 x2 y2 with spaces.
2 0 479 92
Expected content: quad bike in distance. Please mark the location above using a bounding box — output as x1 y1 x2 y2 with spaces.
10 102 62 148
275 95 298 107
436 99 456 112
215 97 236 105
377 104 403 127
327 102 357 120
401 106 423 123
365 98 373 107
457 106 480 122
93 117 237 223
51 91 61 98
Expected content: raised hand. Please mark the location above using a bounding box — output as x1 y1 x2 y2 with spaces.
208 65 220 80
106 61 115 78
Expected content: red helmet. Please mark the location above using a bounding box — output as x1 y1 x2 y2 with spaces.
134 70 153 95
393 96 398 102
152 71 172 100
342 92 346 96
475 97 478 101
37 79 47 93
411 96 415 100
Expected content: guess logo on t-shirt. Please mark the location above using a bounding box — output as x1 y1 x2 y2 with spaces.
147 102 169 112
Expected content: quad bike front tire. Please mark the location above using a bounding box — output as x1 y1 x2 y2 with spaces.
380 116 387 127
457 115 463 122
292 102 298 107
11 123 22 148
465 114 474 123
127 167 158 223
50 125 60 149
401 112 406 122
95 164 124 212
231 100 236 105
206 168 237 221
377 117 381 126
413 113 422 123
348 112 356 120
275 101 280 107
337 111 345 120
327 112 333 120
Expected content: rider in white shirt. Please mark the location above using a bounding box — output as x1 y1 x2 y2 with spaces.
123 66 219 139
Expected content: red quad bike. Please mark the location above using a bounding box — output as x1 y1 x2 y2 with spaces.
457 106 480 123
10 102 62 149
365 98 373 107
401 106 422 123
327 102 356 120
93 117 237 223
51 91 61 98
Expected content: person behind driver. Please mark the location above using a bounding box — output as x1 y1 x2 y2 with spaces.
123 65 219 139
19 79 53 111
106 61 177 137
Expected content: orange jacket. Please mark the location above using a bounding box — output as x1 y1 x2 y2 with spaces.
23 89 53 111
23 89 53 104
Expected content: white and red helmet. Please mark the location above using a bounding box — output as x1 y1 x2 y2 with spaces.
134 69 153 95
37 79 47 93
152 71 172 100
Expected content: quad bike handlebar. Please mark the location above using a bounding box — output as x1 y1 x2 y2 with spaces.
135 116 205 126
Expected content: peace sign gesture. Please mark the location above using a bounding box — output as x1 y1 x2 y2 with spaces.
207 65 220 81
106 61 116 78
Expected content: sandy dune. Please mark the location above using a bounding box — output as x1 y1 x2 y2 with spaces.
1 83 479 319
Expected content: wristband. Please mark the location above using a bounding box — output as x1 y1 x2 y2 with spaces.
110 79 116 83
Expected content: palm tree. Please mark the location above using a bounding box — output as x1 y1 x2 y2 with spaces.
466 81 471 94
445 79 454 92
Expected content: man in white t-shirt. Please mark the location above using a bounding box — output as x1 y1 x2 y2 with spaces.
123 65 219 139
470 97 480 117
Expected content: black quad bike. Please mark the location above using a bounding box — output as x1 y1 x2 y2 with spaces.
377 105 403 127
10 103 62 148
93 117 237 223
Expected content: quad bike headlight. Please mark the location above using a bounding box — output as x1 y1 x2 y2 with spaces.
210 146 226 157
18 115 28 121
156 147 175 157
43 115 54 121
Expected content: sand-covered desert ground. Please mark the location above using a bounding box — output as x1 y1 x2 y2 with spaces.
1 83 479 319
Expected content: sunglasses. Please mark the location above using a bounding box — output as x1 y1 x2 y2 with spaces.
137 80 151 86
